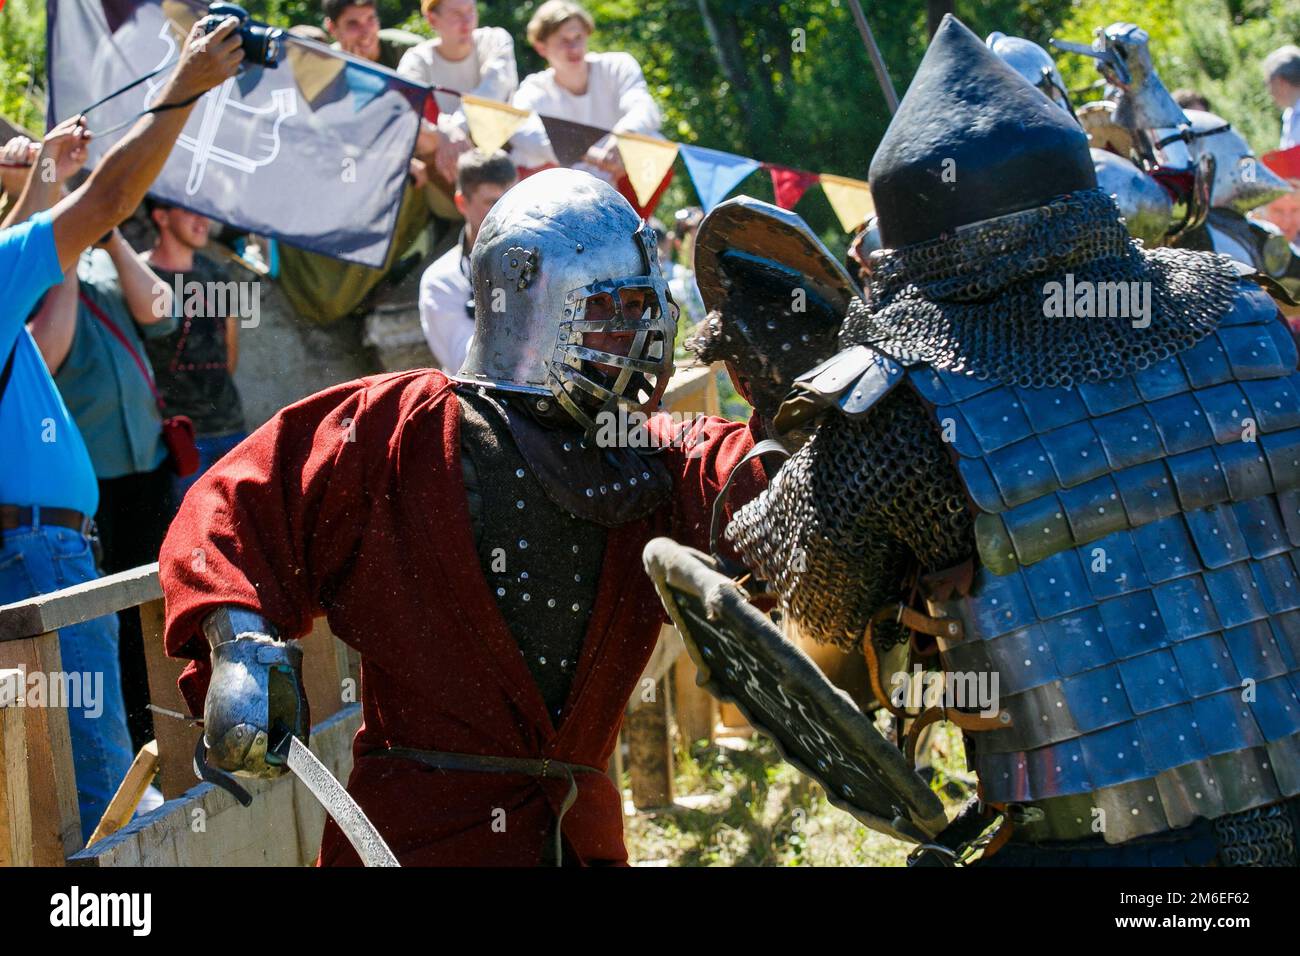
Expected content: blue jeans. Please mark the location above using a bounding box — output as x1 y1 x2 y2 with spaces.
0 520 135 844
174 430 248 503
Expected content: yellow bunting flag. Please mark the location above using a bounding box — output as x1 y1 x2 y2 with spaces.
615 131 680 207
819 173 876 232
461 94 533 155
285 45 346 105
161 0 200 37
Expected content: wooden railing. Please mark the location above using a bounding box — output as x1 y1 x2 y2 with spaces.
0 363 736 866
0 563 363 866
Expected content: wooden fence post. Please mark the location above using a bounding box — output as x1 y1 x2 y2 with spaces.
626 676 674 809
0 668 32 866
0 633 82 864
139 597 200 799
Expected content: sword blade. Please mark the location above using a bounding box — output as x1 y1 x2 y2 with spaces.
283 734 400 867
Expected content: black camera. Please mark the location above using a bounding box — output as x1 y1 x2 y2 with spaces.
200 3 285 69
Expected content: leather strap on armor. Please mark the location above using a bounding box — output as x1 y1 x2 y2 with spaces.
903 704 1008 768
863 602 965 719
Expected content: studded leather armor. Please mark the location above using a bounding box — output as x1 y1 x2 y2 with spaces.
458 388 607 720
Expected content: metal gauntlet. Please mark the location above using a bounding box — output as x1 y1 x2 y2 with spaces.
201 607 310 778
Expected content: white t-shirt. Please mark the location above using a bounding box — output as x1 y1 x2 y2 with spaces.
1283 94 1300 150
418 237 475 373
509 51 662 171
397 27 518 135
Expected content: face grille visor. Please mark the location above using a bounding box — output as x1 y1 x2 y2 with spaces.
548 277 677 435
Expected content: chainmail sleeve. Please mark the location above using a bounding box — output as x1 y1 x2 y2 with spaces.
726 385 974 652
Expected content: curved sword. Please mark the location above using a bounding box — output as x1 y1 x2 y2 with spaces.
271 732 400 867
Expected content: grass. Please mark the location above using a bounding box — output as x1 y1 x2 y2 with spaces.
622 723 973 867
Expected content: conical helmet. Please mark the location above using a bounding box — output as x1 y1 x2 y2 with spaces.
869 14 1096 249
454 168 677 434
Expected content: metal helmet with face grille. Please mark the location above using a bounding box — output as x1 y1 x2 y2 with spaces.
454 168 676 434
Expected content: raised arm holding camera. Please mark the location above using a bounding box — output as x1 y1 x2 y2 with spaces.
0 15 243 844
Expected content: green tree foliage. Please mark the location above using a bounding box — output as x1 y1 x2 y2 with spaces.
1055 0 1300 156
0 0 48 131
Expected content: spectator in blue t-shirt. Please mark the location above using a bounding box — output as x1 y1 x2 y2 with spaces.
19 224 179 758
0 18 243 843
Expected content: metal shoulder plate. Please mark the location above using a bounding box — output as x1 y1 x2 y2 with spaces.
643 537 948 844
772 344 908 435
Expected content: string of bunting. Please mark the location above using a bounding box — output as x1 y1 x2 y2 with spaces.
428 85 874 230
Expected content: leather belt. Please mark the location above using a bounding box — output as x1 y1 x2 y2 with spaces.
1 505 94 535
370 746 603 867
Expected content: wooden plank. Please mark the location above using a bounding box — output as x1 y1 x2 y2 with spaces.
672 654 716 747
0 564 160 643
69 704 362 867
607 735 625 821
664 365 730 741
301 617 346 723
662 362 718 415
627 626 683 714
0 633 82 864
0 669 32 866
290 704 360 866
86 741 159 848
138 598 202 799
626 677 674 809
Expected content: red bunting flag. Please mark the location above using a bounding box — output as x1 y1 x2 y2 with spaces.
1263 144 1300 181
767 164 820 210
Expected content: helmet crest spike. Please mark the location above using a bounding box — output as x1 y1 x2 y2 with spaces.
868 14 1096 249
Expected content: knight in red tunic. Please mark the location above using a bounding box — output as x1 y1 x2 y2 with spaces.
156 169 842 865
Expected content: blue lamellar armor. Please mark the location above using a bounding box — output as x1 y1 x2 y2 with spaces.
912 282 1300 844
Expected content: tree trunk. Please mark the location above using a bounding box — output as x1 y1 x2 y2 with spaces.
694 0 778 155
927 0 954 38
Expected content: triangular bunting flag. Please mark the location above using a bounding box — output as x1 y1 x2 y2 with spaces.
538 115 609 167
101 0 135 30
768 164 820 210
461 94 533 155
286 40 347 106
819 173 876 232
679 144 760 212
423 91 440 127
615 131 680 207
343 62 388 112
160 0 198 37
1263 144 1300 181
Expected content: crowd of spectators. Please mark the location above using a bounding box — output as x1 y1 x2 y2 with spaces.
0 16 244 842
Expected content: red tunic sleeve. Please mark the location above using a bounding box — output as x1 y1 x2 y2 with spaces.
159 375 395 713
647 410 768 558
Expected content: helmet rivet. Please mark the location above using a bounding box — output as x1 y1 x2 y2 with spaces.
576 242 585 253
